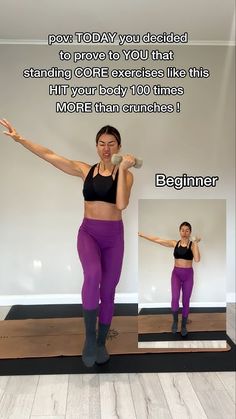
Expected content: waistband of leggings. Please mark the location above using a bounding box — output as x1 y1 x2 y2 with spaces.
80 217 124 232
82 217 123 225
173 266 193 271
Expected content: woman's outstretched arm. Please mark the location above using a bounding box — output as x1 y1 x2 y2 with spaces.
138 232 176 247
0 118 89 177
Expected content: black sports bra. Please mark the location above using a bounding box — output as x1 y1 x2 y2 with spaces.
83 163 118 204
173 240 193 260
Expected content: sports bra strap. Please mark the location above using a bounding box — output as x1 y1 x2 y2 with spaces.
98 163 116 176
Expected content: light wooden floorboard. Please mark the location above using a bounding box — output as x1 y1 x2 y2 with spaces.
188 372 235 419
31 417 65 419
0 377 9 405
0 375 39 419
216 371 236 403
129 373 172 419
0 307 11 320
66 374 100 419
99 373 136 419
0 373 234 419
158 372 208 419
31 374 68 417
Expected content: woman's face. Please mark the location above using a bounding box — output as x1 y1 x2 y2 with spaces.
96 133 121 162
179 226 191 239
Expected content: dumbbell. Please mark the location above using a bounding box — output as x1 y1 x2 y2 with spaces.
111 154 143 168
191 236 201 243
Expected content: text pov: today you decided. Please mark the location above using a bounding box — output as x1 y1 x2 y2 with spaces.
47 32 189 45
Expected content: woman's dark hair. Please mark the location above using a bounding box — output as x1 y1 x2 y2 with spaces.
179 221 192 232
95 125 121 145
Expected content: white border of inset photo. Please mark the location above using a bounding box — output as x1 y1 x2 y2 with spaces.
138 198 226 348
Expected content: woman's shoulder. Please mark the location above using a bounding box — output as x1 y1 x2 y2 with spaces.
76 162 94 180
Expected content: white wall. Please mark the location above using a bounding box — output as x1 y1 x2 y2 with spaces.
0 44 235 304
139 199 226 307
0 0 235 43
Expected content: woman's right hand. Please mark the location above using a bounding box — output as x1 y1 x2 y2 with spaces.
0 118 22 142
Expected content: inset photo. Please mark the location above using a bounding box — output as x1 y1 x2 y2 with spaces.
138 199 227 351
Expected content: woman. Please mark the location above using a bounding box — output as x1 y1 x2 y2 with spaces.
139 222 201 336
0 118 135 366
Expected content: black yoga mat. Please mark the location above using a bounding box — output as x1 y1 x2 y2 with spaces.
5 303 137 320
1 304 235 375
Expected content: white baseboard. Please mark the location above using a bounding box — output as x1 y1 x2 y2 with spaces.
0 293 234 307
226 293 236 303
0 293 138 306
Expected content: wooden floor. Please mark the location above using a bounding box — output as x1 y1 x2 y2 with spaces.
0 305 235 419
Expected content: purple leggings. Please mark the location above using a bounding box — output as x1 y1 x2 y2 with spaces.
171 267 194 317
77 218 124 324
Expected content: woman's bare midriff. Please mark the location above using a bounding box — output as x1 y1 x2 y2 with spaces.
174 259 193 268
84 201 122 221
